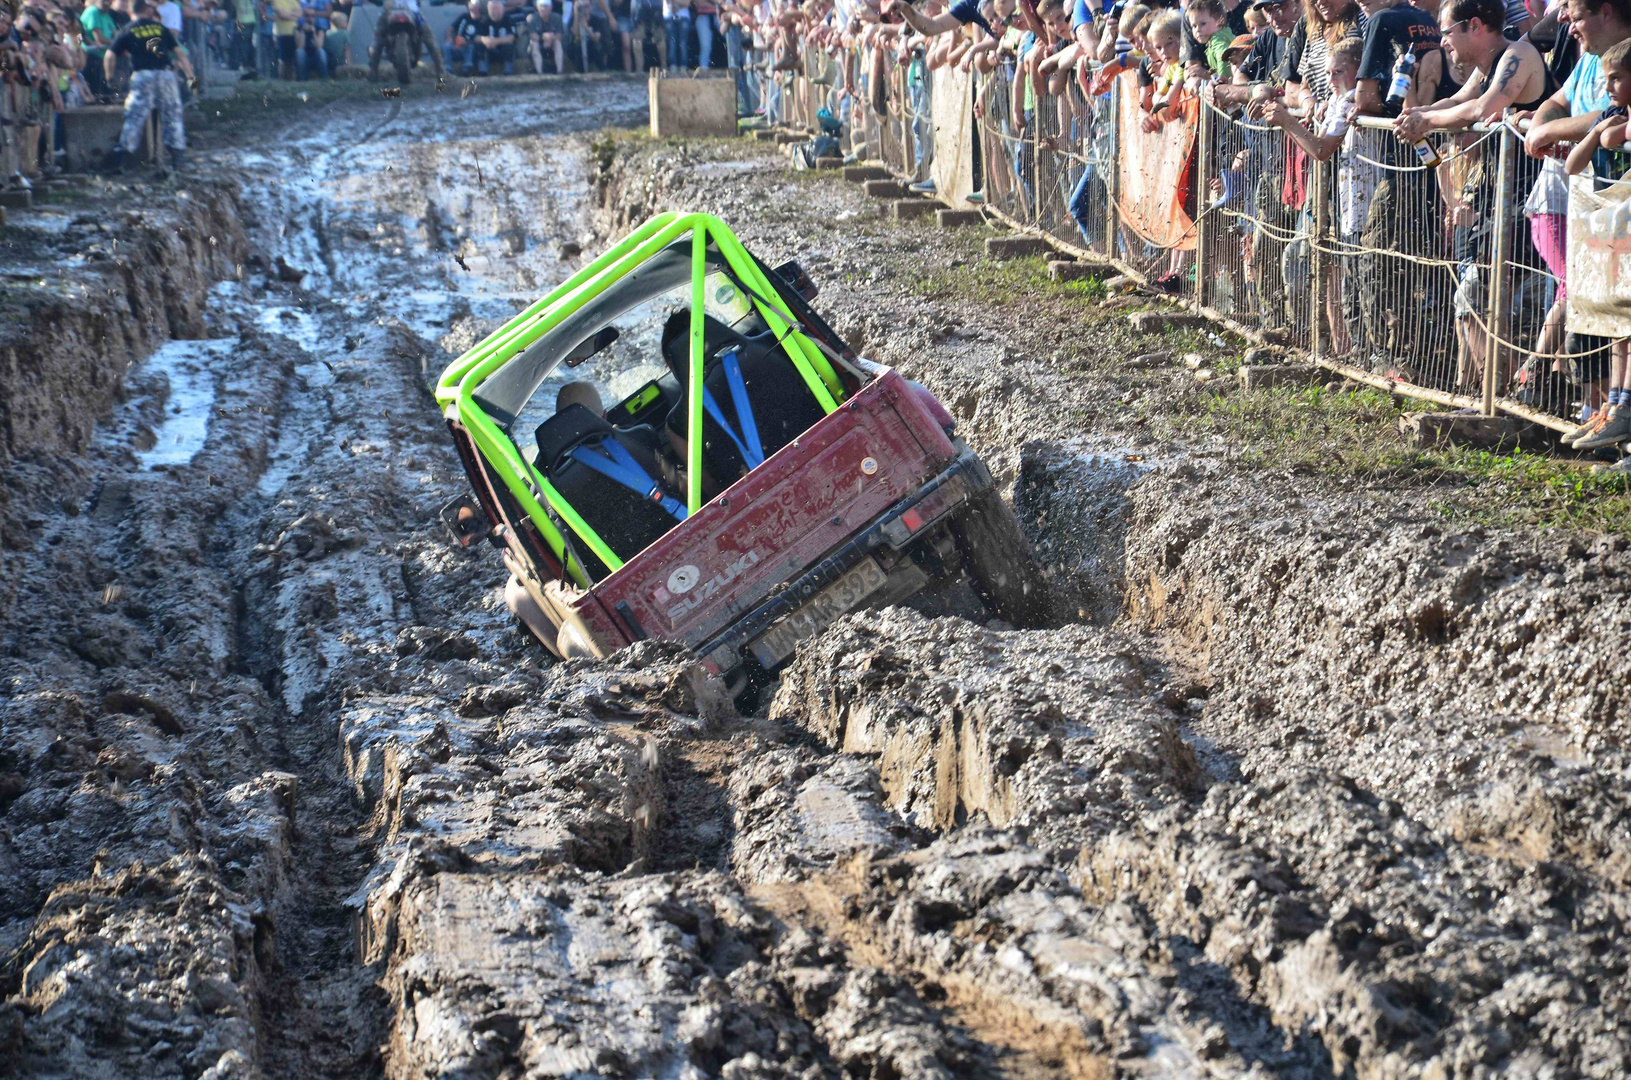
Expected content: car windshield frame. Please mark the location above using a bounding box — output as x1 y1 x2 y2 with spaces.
471 242 710 430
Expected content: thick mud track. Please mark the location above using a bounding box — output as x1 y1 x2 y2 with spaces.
3 84 1630 1079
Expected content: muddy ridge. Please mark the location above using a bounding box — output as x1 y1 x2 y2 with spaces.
1 83 1629 1080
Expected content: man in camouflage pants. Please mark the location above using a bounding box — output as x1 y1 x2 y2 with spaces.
104 0 195 172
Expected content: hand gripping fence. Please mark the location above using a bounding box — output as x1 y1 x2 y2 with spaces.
769 48 1626 434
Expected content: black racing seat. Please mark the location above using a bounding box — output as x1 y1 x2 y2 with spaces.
533 403 686 581
660 311 829 485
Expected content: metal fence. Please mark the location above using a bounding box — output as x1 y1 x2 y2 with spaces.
771 54 1613 434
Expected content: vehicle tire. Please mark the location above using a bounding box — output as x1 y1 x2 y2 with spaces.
949 488 1049 627
392 32 412 84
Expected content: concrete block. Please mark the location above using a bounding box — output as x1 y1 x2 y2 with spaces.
843 165 891 182
1128 311 1210 334
937 208 984 227
1048 260 1099 282
62 105 127 174
814 155 844 169
774 131 804 144
1237 364 1324 391
1105 274 1139 292
1399 412 1540 451
984 235 1052 259
893 198 938 220
0 189 32 210
649 71 737 138
863 179 908 198
752 128 779 141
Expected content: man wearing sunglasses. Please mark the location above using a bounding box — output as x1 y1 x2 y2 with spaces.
1395 0 1553 140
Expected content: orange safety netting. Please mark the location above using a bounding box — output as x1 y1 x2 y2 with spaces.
1114 72 1199 253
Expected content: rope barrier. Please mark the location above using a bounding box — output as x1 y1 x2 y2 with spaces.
810 46 1625 428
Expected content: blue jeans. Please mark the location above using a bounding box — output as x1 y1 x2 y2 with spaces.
909 74 932 180
1069 162 1096 245
725 23 757 112
666 9 691 68
692 11 715 68
296 39 328 78
763 70 781 123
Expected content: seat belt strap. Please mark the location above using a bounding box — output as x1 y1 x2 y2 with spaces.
701 389 762 470
700 349 766 469
569 440 688 522
721 350 765 466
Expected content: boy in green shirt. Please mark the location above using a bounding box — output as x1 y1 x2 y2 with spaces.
1186 0 1234 79
81 0 119 95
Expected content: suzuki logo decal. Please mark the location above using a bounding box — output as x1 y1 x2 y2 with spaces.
666 550 762 622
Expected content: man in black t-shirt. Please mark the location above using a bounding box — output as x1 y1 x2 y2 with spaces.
104 0 194 170
445 0 486 73
1355 0 1441 115
1209 0 1303 328
1214 0 1297 107
1353 0 1448 381
474 0 518 72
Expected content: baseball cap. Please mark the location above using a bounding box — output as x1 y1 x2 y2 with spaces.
1250 0 1286 7
1223 32 1255 54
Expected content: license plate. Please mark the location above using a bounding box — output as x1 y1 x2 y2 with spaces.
748 557 889 667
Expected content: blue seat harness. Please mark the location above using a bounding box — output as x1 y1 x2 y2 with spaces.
700 349 766 469
561 349 765 523
568 438 688 521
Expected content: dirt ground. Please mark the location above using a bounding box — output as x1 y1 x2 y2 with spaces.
2 77 1629 1079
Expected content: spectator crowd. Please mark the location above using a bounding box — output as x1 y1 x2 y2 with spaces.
2 0 1627 460
742 0 1631 463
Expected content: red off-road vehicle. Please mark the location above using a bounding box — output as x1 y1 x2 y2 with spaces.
436 212 1043 698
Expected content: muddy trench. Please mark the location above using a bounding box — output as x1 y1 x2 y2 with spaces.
2 80 1629 1080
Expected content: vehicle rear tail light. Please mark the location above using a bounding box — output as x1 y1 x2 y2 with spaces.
881 507 925 547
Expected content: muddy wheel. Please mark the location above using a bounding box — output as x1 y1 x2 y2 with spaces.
392 33 412 84
949 489 1049 627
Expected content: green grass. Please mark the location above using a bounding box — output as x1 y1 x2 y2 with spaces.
1165 384 1631 535
1442 450 1631 534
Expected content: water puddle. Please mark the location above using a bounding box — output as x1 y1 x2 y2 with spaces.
134 339 237 469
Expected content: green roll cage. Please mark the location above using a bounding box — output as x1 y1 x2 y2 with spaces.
435 212 846 588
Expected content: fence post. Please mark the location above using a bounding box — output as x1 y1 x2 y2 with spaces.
1310 154 1327 361
1105 76 1120 258
1195 95 1212 308
1029 88 1040 226
1483 127 1515 417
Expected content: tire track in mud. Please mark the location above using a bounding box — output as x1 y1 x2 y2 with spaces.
8 82 1631 1079
579 134 1631 1077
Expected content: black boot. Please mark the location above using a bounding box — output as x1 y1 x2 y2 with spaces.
168 149 185 171
107 146 127 174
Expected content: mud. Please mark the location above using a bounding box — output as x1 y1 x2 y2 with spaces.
2 79 1630 1079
